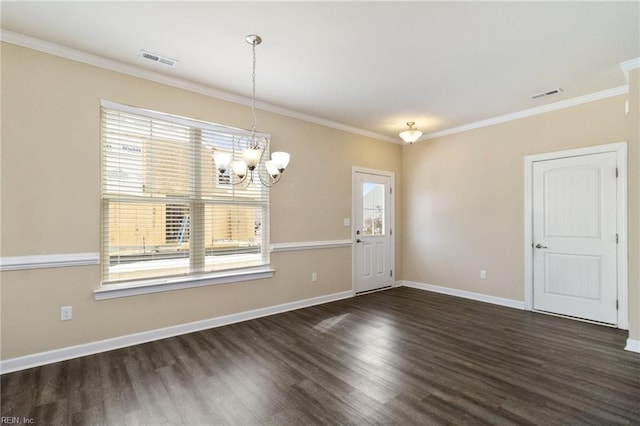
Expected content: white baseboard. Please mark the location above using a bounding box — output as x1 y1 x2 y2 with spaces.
0 290 353 374
625 338 640 353
401 280 525 310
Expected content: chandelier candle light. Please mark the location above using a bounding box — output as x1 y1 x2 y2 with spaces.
213 34 290 186
399 121 423 144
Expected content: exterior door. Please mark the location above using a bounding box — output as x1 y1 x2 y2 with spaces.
532 152 618 324
354 171 392 293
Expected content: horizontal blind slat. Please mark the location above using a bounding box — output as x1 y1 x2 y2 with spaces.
101 103 270 284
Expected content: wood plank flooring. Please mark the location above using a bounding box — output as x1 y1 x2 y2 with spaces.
2 287 639 425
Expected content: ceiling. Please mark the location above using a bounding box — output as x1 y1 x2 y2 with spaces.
2 1 639 143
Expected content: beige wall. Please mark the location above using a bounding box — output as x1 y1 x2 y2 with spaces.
402 93 638 338
1 40 637 362
0 43 403 359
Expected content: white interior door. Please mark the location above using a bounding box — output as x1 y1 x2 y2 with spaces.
532 152 618 324
354 171 392 293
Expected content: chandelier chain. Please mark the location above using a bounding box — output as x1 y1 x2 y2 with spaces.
211 34 289 187
251 40 257 141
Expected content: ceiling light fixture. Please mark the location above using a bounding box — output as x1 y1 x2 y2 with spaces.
213 34 290 187
399 121 423 144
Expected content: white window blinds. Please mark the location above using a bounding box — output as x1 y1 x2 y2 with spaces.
101 101 270 284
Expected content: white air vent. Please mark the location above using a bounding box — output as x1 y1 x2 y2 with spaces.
139 50 177 67
531 88 563 100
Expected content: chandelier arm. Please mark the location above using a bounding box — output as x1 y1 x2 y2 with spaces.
256 168 280 188
228 172 249 186
215 34 287 189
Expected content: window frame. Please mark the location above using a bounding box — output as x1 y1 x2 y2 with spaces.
97 100 273 299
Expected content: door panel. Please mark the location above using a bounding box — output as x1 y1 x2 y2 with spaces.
354 172 392 293
532 152 617 324
544 167 601 238
545 253 601 300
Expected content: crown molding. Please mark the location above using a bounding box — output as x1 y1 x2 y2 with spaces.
620 57 640 81
421 85 629 141
2 30 633 146
0 30 398 144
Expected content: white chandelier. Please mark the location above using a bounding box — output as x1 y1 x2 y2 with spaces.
213 34 290 187
399 121 423 144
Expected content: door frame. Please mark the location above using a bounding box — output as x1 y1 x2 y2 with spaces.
352 167 395 295
523 142 628 328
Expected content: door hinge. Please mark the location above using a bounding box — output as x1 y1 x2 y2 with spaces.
616 299 619 310
616 234 619 244
390 228 393 236
616 168 619 178
390 187 393 194
390 270 393 277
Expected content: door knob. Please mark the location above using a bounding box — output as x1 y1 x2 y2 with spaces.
356 239 362 243
535 243 548 249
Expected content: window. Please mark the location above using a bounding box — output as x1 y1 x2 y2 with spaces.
165 203 189 243
362 183 385 236
217 169 231 187
101 101 270 285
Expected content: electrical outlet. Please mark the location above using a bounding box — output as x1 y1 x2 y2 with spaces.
61 306 73 321
311 272 318 282
480 270 487 280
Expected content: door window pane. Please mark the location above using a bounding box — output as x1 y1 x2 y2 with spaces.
362 182 385 236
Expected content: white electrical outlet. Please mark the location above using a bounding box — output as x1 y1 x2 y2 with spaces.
61 306 73 321
480 270 487 280
311 272 318 282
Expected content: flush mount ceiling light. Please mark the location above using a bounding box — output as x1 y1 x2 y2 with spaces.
399 121 423 144
213 34 290 187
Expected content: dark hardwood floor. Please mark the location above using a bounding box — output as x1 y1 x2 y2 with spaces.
2 287 639 425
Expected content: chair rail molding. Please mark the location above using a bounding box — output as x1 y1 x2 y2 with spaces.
0 252 100 271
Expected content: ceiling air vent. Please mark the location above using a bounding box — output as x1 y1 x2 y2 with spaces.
139 50 177 67
531 88 563 100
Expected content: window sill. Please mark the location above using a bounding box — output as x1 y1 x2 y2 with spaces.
94 267 274 300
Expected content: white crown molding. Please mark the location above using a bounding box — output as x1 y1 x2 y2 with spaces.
2 30 633 147
271 239 352 253
620 57 640 81
0 289 353 374
0 252 100 271
0 30 397 144
421 85 629 141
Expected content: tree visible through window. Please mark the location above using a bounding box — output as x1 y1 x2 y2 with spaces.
362 183 385 236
